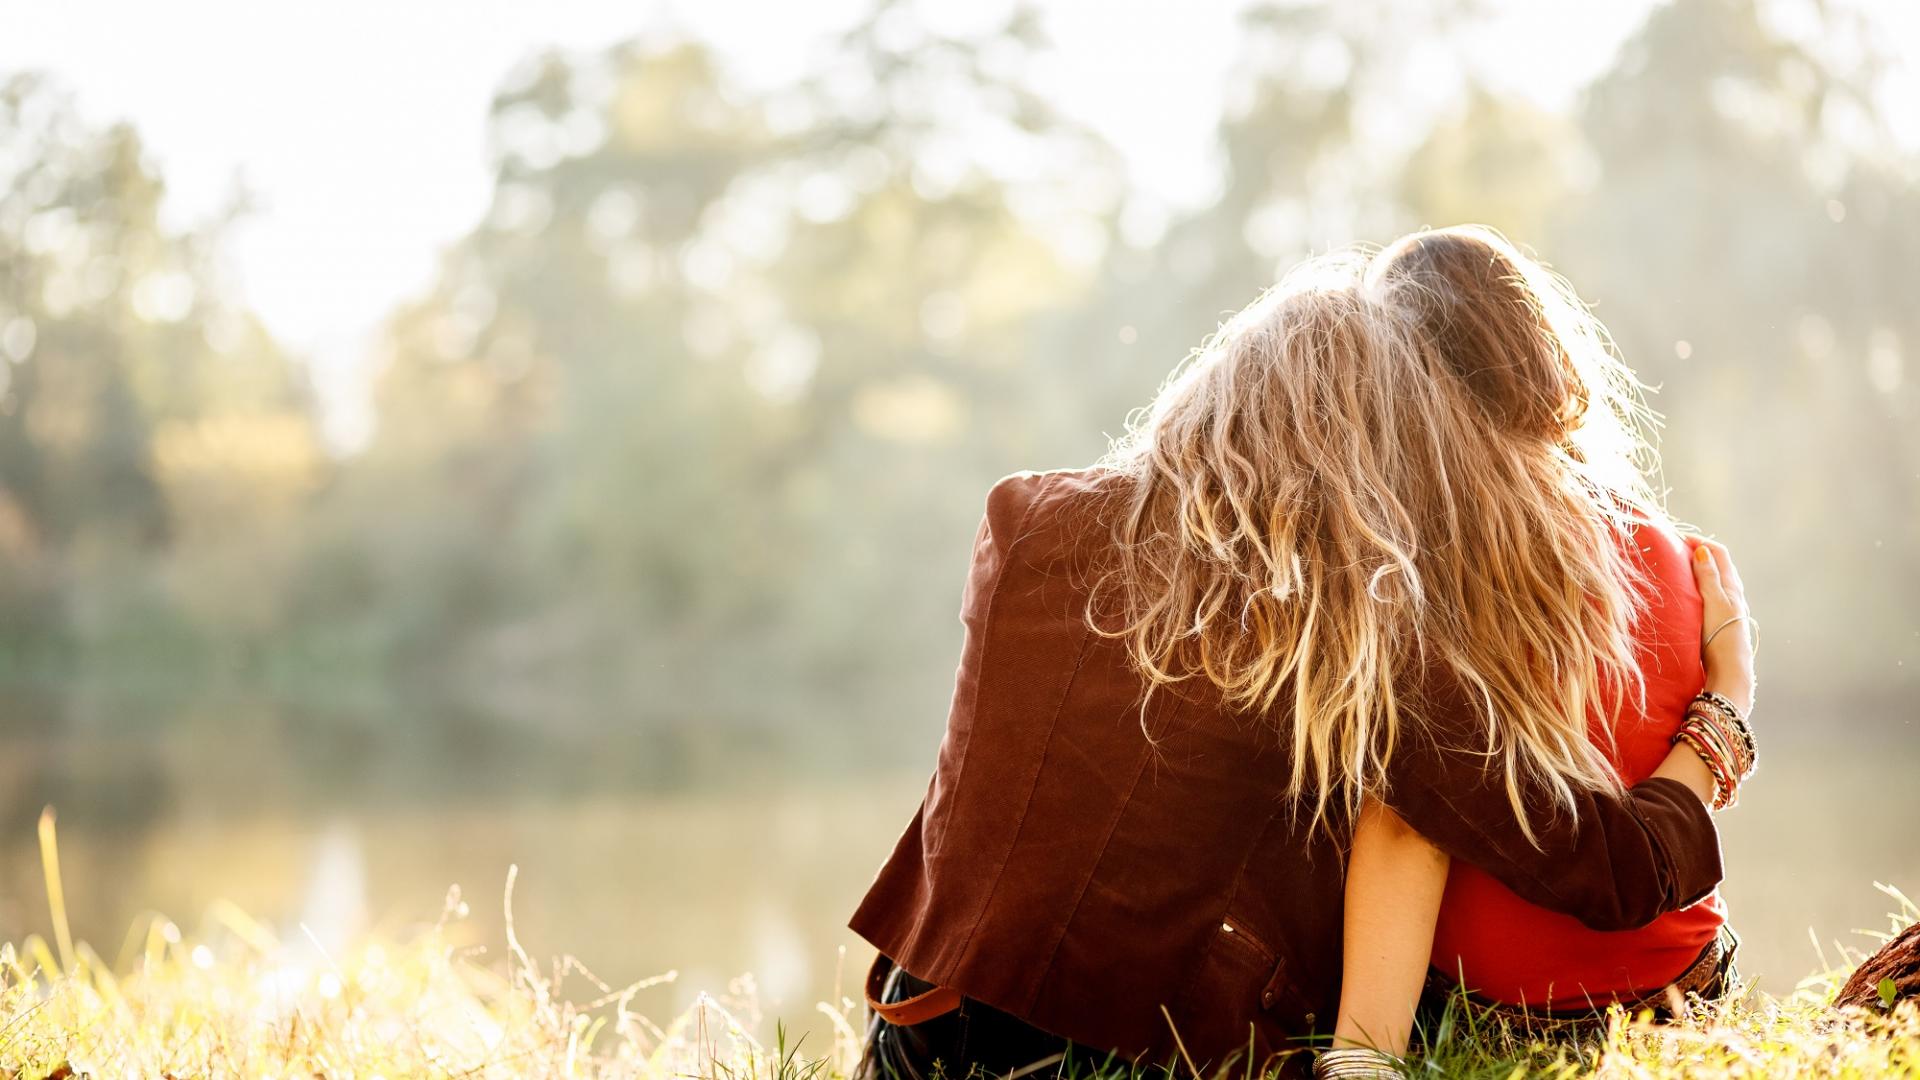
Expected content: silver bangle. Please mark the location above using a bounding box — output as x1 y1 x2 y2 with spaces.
1315 1047 1403 1079
1703 614 1757 652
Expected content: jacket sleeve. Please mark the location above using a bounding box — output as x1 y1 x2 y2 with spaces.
1381 683 1723 932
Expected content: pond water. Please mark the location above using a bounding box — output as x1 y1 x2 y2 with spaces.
2 690 1915 1047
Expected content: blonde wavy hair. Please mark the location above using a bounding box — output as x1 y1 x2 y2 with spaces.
1094 225 1660 838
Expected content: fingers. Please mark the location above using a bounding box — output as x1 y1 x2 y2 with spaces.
1691 537 1748 613
1699 538 1735 583
1691 542 1723 598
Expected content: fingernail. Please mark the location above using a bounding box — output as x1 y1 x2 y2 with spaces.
1694 546 1708 563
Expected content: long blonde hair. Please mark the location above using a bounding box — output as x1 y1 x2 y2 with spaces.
1094 225 1659 837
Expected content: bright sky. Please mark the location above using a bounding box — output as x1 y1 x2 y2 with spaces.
9 0 1911 446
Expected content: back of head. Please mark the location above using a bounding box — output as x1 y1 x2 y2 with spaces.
1366 225 1648 486
1098 226 1658 836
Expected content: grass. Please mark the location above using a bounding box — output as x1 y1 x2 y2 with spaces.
2 809 1916 1079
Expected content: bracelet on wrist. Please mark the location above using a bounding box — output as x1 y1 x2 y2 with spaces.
1691 694 1757 776
1702 691 1757 759
1315 1047 1402 1079
1673 691 1757 810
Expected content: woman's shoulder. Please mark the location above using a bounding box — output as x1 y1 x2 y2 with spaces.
984 465 1132 537
1619 508 1699 584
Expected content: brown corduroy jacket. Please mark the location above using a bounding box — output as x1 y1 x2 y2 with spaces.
850 468 1723 1071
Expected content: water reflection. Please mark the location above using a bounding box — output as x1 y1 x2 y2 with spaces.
0 688 928 1038
300 821 368 952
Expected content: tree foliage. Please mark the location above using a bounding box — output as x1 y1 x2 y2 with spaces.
0 0 1912 745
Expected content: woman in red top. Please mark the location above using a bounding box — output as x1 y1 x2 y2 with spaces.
1326 228 1756 1076
1429 518 1727 1005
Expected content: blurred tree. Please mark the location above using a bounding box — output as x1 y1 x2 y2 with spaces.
0 75 323 679
331 11 1118 748
1398 86 1584 244
1 0 1912 752
0 77 172 556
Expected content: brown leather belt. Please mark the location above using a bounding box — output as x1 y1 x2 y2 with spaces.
1662 924 1737 1000
866 954 964 1026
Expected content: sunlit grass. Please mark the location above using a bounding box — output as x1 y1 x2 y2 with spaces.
3 809 1915 1079
2 810 865 1079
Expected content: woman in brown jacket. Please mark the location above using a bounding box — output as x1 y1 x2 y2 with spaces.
851 230 1754 1078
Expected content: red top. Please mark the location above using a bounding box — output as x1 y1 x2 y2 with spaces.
1429 518 1726 1007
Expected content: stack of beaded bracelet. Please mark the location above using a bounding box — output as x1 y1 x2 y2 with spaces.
1314 1047 1403 1079
1671 690 1757 810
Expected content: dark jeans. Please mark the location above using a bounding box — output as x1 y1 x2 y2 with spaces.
860 957 1075 1080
